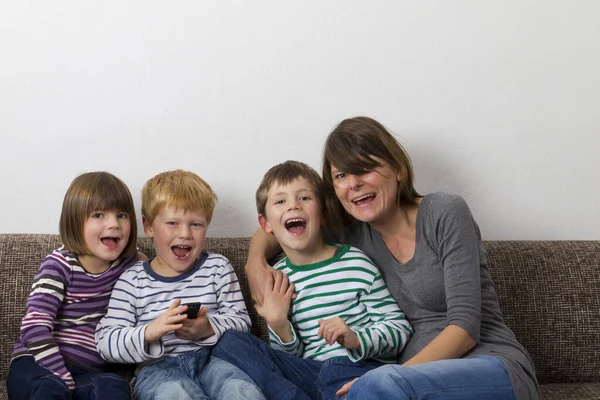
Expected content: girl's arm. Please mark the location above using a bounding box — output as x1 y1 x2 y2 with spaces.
19 255 75 390
246 228 283 305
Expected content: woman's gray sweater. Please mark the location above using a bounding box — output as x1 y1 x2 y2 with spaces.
337 192 540 400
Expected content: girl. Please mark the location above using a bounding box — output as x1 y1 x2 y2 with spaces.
6 172 140 400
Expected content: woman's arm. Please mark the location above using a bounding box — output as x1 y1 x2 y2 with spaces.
336 325 475 397
403 324 475 366
245 228 282 305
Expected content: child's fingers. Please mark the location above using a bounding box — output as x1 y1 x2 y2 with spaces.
279 274 290 294
285 282 295 299
272 271 283 292
264 273 274 293
336 378 358 397
167 313 188 325
197 306 209 316
317 318 328 338
330 325 347 344
168 299 182 309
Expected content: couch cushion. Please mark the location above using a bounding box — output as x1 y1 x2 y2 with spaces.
540 382 600 399
485 241 600 384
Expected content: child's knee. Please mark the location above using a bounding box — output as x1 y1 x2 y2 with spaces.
154 381 199 400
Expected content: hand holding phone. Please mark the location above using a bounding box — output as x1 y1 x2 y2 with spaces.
182 302 202 319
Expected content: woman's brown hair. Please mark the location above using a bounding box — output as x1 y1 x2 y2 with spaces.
322 116 421 234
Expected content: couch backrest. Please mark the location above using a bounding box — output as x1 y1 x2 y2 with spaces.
484 241 599 384
0 235 598 386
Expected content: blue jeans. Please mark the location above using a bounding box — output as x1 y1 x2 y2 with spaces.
6 356 130 400
133 348 265 400
211 330 383 400
346 356 516 400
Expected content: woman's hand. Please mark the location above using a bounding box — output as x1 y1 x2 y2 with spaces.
318 316 360 349
336 377 358 397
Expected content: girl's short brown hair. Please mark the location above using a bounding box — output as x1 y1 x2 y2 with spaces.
322 116 421 231
59 172 137 257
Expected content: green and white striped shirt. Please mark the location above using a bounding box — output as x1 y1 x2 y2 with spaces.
269 244 412 363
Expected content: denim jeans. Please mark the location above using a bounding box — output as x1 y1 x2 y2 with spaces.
6 356 130 400
211 330 383 400
133 348 265 400
346 356 516 400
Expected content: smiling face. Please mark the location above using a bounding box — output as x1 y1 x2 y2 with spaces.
259 177 324 259
144 205 208 277
330 158 401 226
79 209 131 273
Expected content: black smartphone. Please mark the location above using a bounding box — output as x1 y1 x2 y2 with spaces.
182 302 202 319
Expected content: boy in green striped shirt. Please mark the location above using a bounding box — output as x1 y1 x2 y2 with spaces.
253 160 413 397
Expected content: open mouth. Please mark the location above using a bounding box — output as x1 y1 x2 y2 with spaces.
172 245 192 259
352 193 375 206
284 218 306 235
101 237 120 249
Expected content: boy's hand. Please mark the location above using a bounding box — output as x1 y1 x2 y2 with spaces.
318 317 360 349
174 306 214 341
255 272 294 331
144 299 187 343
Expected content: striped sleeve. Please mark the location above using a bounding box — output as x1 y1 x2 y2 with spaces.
200 257 252 345
95 267 163 363
19 254 75 389
268 321 304 357
347 264 413 362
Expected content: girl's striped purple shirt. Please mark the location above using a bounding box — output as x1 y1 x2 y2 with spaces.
11 248 137 389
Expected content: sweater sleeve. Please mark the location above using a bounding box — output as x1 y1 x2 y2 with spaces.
197 259 252 345
431 193 483 342
267 321 305 357
347 266 413 362
95 270 163 363
19 255 75 390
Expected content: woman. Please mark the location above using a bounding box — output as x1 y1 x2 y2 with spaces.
246 116 539 399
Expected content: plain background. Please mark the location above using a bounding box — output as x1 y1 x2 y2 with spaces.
1 1 598 239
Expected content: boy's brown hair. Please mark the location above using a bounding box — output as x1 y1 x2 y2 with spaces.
256 160 323 217
142 169 218 225
59 171 138 257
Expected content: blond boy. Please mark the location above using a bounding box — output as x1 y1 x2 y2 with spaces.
96 170 264 400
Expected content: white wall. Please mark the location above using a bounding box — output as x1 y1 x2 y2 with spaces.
1 1 598 240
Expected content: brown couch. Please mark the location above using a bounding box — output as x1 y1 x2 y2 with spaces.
1 234 599 399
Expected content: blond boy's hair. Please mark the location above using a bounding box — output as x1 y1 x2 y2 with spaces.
142 170 218 224
256 160 323 217
60 171 138 257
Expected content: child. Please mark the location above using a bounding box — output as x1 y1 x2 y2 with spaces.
211 160 413 400
95 170 265 400
6 172 139 400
